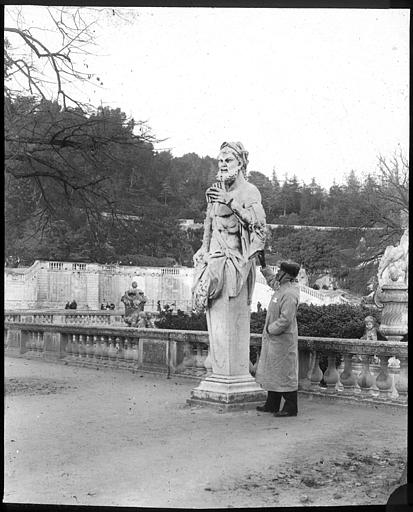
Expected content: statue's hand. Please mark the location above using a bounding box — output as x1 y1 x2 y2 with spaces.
206 185 230 204
193 248 206 267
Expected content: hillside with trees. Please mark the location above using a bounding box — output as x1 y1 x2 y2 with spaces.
4 7 408 297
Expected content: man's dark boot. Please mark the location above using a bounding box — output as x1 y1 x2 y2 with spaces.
257 391 282 413
273 390 298 417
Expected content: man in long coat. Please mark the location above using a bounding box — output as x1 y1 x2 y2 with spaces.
255 254 300 417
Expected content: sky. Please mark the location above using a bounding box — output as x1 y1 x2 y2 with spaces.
5 6 410 189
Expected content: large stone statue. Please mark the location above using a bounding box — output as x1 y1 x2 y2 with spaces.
377 211 408 288
189 141 267 409
375 211 408 342
121 282 147 327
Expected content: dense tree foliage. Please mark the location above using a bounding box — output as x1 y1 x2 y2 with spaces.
4 6 408 289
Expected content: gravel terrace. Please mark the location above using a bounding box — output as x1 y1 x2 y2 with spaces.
4 356 407 508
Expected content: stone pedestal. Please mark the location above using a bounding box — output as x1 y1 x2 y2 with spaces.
188 373 266 411
188 278 266 411
378 283 408 342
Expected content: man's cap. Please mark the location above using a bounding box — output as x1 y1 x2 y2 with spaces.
280 261 300 278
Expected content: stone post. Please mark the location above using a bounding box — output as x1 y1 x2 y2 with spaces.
378 283 408 342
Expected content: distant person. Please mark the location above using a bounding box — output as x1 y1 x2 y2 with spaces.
137 312 147 328
157 300 162 313
146 312 156 328
109 303 115 310
256 301 262 313
255 251 301 417
100 302 106 310
69 299 77 310
65 302 71 310
105 302 111 310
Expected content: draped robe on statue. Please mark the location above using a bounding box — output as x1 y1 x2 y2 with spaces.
192 180 266 375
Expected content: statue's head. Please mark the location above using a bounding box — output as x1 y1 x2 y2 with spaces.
217 141 249 185
364 315 376 330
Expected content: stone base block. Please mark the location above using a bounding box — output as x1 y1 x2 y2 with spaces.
187 373 267 411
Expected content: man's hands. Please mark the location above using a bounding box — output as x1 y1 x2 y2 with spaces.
205 184 231 205
257 250 266 268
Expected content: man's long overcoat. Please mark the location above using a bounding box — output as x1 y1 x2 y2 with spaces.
255 267 300 392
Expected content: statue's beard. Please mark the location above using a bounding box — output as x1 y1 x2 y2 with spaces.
216 169 238 186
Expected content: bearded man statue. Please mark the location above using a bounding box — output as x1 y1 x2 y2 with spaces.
189 141 267 409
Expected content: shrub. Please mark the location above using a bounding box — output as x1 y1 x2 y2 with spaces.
250 311 267 333
155 303 382 340
155 309 207 331
296 303 381 339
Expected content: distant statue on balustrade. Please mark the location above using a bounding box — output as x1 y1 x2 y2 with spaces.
360 315 386 364
360 315 386 341
377 211 409 288
121 282 148 327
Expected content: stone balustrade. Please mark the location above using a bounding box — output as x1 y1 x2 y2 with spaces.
5 309 125 326
4 321 407 406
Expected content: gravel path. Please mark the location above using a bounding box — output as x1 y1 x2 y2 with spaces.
4 356 407 508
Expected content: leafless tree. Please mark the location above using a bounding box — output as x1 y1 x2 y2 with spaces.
357 150 409 266
4 6 157 230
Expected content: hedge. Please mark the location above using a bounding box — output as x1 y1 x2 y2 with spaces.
156 304 384 340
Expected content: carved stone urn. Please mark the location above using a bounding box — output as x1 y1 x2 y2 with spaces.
377 283 408 342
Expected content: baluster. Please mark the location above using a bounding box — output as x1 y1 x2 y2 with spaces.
195 344 204 368
65 333 73 358
249 346 261 376
124 338 134 368
40 332 45 354
309 351 323 391
132 339 140 368
323 353 340 393
78 335 85 360
93 335 101 363
204 347 212 376
357 355 374 398
85 335 92 361
71 334 79 361
115 336 123 367
100 335 108 366
339 354 357 395
200 347 208 373
394 356 408 403
108 336 117 366
26 331 33 354
122 337 129 368
336 356 344 390
388 357 400 398
352 354 363 391
306 351 315 383
370 355 381 394
375 355 393 401
33 332 39 354
121 337 128 368
31 331 37 355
